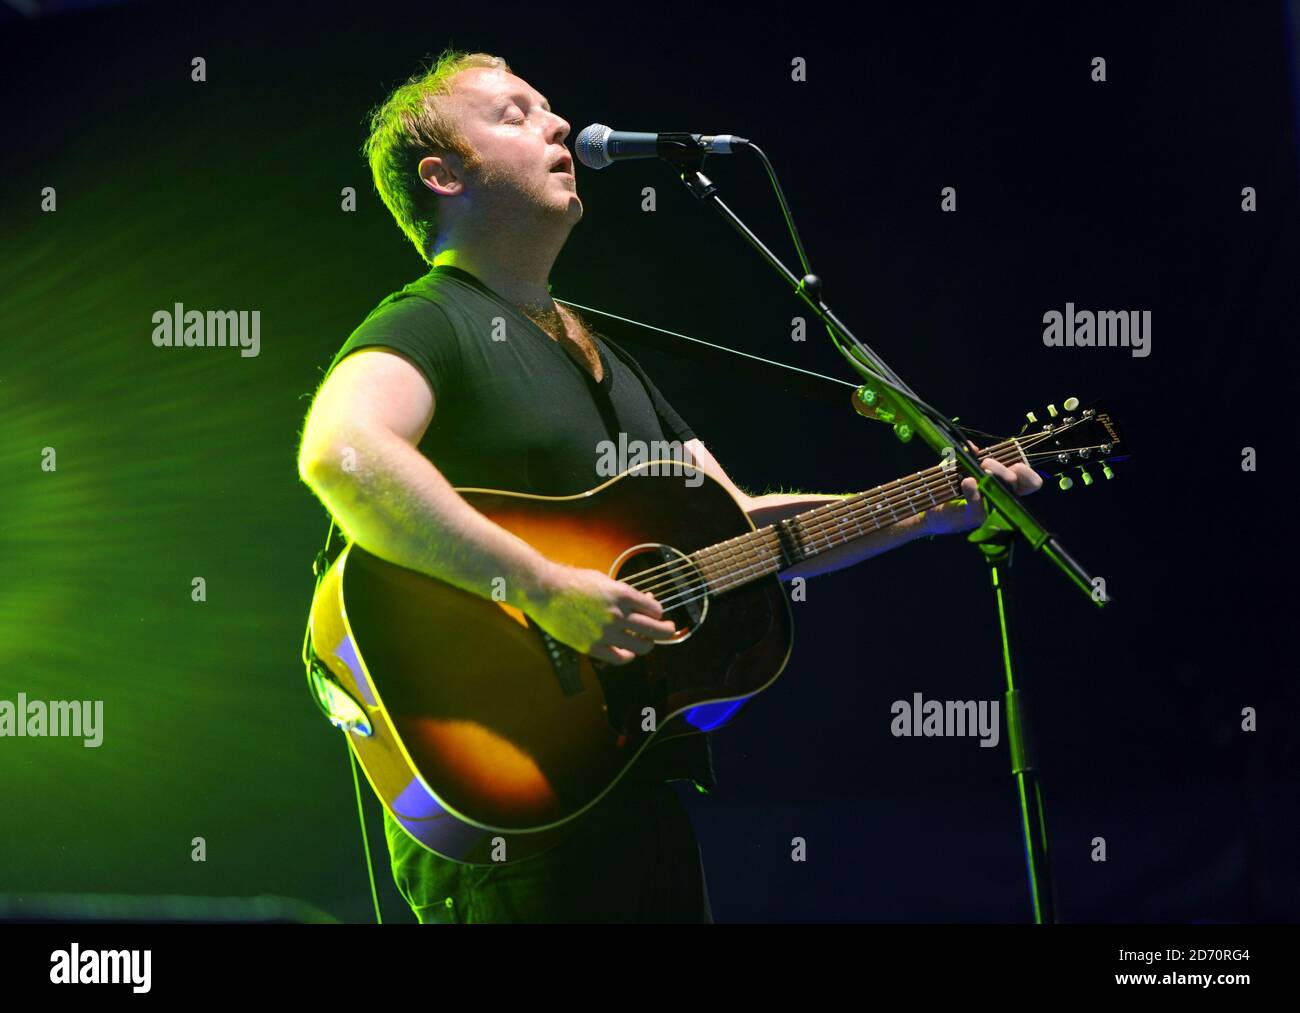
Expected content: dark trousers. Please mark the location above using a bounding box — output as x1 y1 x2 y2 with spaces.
383 776 713 923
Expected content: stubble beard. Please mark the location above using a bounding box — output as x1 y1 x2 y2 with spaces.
469 158 582 238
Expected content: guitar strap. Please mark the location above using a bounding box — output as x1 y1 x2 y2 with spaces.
554 297 862 408
301 518 386 924
301 517 344 726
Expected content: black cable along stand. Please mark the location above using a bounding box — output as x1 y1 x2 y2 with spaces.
645 134 1114 923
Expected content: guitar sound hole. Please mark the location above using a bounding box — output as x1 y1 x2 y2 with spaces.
609 543 708 643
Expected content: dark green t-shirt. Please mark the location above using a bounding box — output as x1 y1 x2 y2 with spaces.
325 264 716 791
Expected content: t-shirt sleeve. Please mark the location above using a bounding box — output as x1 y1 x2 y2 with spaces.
325 295 461 407
604 339 697 443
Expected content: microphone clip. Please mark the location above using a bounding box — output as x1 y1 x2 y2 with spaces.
654 132 712 166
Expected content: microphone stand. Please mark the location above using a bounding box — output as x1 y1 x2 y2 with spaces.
654 142 1111 923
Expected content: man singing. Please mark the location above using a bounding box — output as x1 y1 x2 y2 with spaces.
296 50 1041 923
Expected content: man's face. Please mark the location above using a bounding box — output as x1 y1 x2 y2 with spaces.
433 67 580 224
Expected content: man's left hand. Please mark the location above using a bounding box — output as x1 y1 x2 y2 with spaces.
922 447 1043 537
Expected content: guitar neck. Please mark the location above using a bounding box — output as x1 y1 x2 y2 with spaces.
690 438 1029 594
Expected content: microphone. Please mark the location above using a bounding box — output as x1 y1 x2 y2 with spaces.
574 123 749 169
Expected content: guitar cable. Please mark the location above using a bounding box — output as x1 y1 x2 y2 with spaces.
302 517 385 925
346 732 385 925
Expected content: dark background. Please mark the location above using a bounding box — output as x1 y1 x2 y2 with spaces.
1 0 1296 922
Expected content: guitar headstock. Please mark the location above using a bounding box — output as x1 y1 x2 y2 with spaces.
1013 397 1125 490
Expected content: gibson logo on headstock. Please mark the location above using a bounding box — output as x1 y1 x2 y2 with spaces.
1095 411 1120 446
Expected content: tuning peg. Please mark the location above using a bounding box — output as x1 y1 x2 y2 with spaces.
1057 473 1073 491
1026 411 1037 424
1079 466 1093 486
1063 396 1079 411
1102 463 1115 480
1047 404 1059 418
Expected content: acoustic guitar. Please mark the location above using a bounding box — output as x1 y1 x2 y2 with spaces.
307 400 1121 864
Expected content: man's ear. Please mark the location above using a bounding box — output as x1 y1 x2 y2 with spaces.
419 154 463 197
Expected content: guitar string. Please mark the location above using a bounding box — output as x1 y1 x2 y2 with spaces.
621 422 1099 598
653 438 1109 612
626 442 1031 609
682 431 1114 602
619 438 1022 597
644 447 1026 609
622 427 1100 612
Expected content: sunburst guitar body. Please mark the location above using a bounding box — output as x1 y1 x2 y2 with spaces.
308 462 791 865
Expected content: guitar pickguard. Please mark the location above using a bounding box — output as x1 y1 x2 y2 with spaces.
526 617 586 697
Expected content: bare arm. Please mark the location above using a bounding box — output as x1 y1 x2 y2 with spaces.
298 349 673 663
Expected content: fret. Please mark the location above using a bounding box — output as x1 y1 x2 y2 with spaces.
811 513 833 555
923 472 939 507
897 474 919 513
829 500 853 549
805 506 833 555
837 509 855 546
692 438 1032 595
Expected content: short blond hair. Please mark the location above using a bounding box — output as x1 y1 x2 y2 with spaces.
362 49 512 263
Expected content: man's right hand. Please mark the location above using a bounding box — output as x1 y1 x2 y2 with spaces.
528 562 676 665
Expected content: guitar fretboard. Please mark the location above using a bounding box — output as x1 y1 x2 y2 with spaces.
689 438 1028 594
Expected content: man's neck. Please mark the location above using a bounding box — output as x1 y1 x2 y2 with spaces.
431 232 562 311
